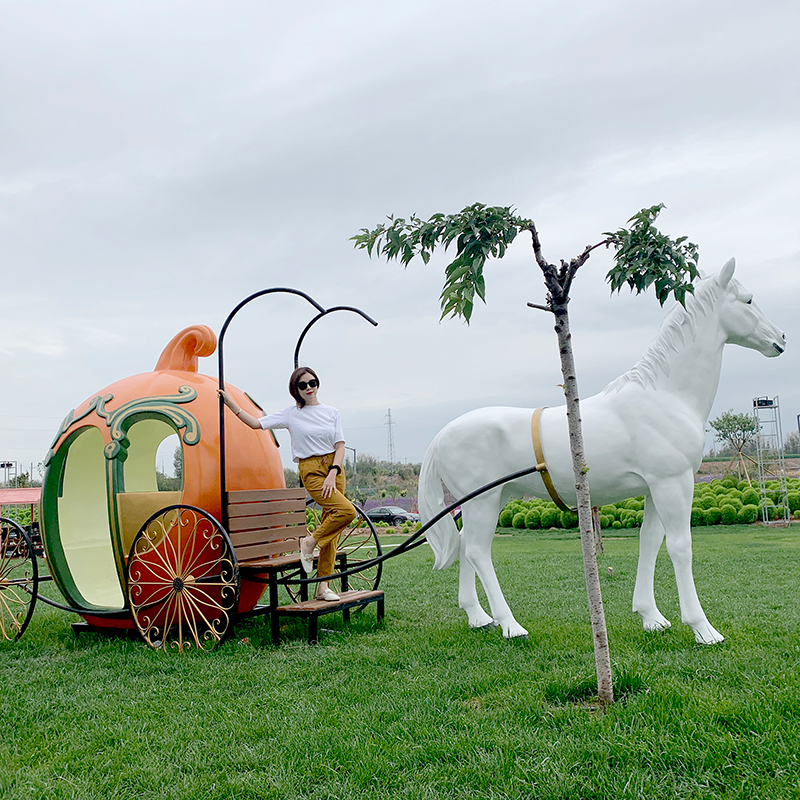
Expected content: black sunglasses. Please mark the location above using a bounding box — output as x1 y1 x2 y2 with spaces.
297 379 318 391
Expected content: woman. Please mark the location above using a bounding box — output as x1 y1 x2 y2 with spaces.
218 367 356 601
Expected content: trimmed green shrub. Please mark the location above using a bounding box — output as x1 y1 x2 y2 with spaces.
559 510 578 528
498 507 515 527
600 515 613 528
720 504 738 525
525 508 542 529
635 510 644 526
697 494 718 510
540 507 559 528
512 511 527 529
721 476 739 488
611 520 622 530
704 507 722 525
691 507 705 527
737 504 759 524
788 492 800 513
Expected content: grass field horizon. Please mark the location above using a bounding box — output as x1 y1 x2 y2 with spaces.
2 524 799 799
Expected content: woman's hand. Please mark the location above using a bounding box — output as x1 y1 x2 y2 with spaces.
217 389 260 429
217 389 235 409
321 471 337 499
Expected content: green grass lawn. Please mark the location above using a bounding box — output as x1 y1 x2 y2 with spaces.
2 526 800 799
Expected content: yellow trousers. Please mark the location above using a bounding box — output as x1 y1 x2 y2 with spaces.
298 452 357 579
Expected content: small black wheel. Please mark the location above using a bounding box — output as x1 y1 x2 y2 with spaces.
392 517 405 528
284 504 382 600
0 518 38 642
127 506 240 653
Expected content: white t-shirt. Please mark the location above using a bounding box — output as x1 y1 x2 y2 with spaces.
259 403 345 463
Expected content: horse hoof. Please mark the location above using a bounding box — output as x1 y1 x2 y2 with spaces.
637 609 672 633
642 617 672 633
693 624 725 645
466 612 495 629
502 624 529 639
472 620 499 630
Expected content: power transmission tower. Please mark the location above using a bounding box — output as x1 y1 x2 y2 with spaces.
385 409 395 464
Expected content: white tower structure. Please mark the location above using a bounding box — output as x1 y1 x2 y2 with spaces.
753 396 790 525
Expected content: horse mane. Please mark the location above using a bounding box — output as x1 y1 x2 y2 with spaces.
601 276 721 394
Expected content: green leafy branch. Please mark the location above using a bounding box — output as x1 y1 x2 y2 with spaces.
353 201 699 322
352 203 530 322
604 203 699 307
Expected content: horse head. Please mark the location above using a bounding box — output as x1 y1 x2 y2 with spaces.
715 258 786 357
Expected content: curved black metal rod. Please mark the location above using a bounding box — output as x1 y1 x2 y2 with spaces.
27 591 129 617
217 288 327 530
293 306 378 369
287 462 544 587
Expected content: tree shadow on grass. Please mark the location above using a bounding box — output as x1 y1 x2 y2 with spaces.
544 665 647 710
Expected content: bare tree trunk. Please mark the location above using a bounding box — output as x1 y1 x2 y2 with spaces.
553 306 614 707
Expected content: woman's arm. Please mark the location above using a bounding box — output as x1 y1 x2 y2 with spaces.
321 440 346 499
217 389 262 430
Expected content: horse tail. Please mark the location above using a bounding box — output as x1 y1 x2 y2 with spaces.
419 436 460 570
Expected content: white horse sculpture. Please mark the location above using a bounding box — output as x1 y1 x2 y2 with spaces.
419 259 785 644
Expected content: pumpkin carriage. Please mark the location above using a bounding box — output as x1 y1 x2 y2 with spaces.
0 290 385 651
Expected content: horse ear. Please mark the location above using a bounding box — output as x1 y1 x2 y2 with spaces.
717 258 736 288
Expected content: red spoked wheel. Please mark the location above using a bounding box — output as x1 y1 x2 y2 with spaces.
0 518 38 642
127 506 239 653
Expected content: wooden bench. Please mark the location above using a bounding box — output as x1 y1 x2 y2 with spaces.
226 488 384 644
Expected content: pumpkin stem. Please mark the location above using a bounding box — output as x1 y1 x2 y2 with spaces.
154 325 217 373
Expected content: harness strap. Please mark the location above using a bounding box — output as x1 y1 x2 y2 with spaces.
531 407 572 512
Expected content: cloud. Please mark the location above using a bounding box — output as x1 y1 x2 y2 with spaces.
1 0 798 472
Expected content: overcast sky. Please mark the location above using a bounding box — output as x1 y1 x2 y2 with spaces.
2 0 798 478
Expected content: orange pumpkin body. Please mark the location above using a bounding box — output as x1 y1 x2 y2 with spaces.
41 326 285 626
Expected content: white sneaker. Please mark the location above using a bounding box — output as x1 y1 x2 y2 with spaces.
299 537 314 574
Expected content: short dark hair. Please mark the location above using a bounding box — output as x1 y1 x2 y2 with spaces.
289 367 319 407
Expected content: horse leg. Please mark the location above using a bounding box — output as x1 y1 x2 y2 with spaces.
648 474 724 644
632 495 671 632
457 535 495 629
461 498 528 639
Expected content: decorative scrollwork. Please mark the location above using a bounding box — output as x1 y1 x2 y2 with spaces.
0 519 38 642
104 386 200 461
128 506 239 653
44 393 115 465
45 386 201 466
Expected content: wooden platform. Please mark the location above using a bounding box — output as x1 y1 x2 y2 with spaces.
228 488 384 644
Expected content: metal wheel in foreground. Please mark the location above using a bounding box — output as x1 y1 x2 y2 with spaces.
285 505 382 601
337 505 383 594
0 518 38 642
128 506 240 653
